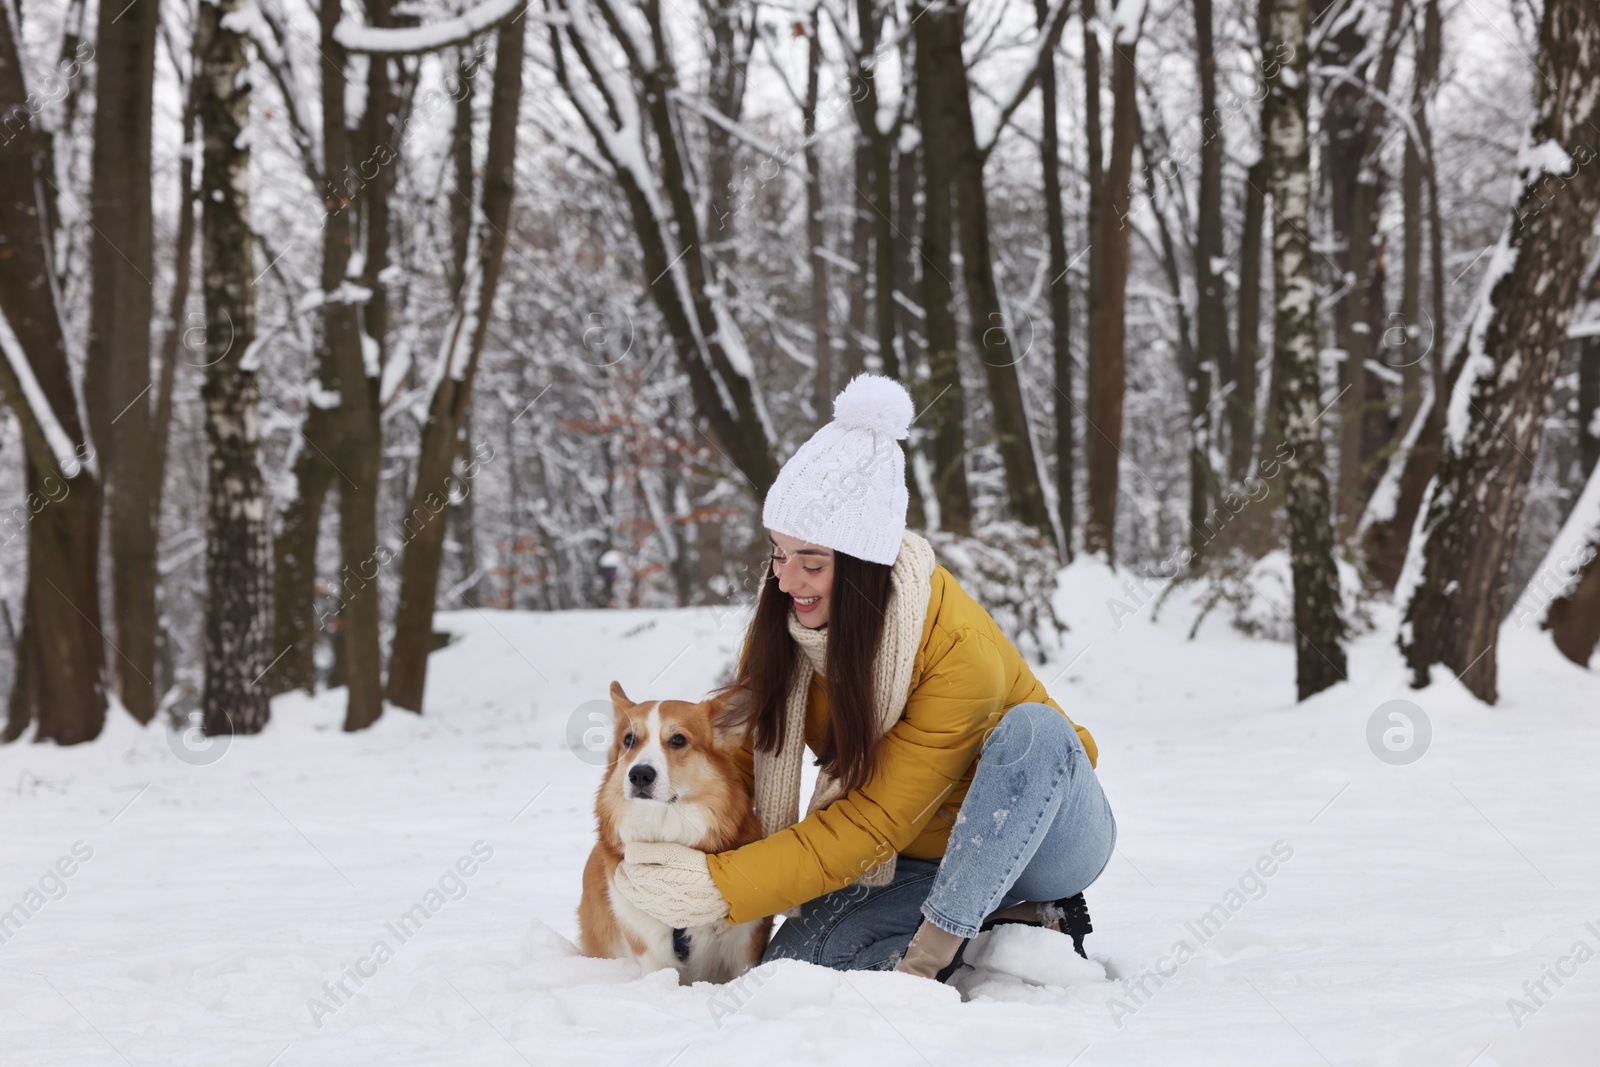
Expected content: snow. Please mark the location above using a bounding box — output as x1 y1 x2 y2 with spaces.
1508 461 1600 634
0 303 86 475
332 0 538 55
1517 140 1574 182
4 561 1598 1065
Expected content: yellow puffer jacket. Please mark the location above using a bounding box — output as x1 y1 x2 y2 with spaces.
707 564 1097 925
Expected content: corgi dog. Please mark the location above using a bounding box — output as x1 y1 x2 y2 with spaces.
577 680 772 983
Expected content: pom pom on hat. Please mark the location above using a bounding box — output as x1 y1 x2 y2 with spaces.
761 374 915 565
832 374 914 439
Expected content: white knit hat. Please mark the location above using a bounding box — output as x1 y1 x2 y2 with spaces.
761 374 914 565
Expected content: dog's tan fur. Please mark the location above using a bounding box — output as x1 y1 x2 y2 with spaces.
577 681 771 983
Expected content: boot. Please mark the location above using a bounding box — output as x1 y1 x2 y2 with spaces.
894 917 970 983
977 894 1093 959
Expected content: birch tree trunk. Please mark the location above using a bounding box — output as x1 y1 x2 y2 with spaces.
87 0 159 723
196 0 270 735
0 1 106 744
1263 0 1348 700
1400 0 1600 703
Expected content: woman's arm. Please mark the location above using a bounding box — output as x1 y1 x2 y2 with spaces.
706 626 1006 924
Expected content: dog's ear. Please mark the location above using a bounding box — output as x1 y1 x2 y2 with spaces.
609 680 633 711
706 683 754 750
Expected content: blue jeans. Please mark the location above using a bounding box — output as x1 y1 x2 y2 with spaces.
761 701 1117 971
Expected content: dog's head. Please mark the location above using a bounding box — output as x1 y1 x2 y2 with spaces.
598 680 754 849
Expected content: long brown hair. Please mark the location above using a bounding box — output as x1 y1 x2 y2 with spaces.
719 547 893 796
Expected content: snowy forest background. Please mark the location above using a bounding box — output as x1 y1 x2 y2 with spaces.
2 0 1598 742
3 0 1600 1062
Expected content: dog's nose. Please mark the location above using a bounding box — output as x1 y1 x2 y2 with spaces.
628 764 656 791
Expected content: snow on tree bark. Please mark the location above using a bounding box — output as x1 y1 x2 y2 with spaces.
196 0 271 735
1263 0 1349 700
1399 0 1600 703
0 1 108 744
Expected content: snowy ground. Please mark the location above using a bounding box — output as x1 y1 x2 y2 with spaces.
2 560 1597 1067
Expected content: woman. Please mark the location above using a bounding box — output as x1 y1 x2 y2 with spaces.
612 374 1116 983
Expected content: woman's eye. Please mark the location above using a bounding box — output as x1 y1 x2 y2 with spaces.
803 565 821 574
669 735 688 749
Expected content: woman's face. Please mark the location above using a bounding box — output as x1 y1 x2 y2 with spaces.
768 530 835 628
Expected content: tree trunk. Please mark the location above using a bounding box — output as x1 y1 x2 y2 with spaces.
1515 460 1600 666
0 4 106 744
803 5 831 428
844 135 871 381
1360 0 1450 591
1264 0 1348 700
850 0 900 382
317 0 384 731
386 6 526 713
1234 156 1267 477
917 0 1051 535
87 0 160 723
911 3 970 534
196 0 270 736
1581 329 1599 479
1191 0 1227 527
1037 0 1072 559
1084 0 1142 561
1400 0 1600 703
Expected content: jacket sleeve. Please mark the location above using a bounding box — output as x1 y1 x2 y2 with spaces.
706 626 1006 924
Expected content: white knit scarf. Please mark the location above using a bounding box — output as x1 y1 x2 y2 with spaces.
752 531 936 916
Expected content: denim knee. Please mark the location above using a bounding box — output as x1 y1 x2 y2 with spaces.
980 701 1077 766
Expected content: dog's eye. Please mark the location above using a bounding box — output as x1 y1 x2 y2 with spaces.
669 734 688 749
622 733 636 748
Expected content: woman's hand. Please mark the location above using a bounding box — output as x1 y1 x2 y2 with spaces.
611 841 731 927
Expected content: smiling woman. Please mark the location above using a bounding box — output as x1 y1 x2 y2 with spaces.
610 374 1115 986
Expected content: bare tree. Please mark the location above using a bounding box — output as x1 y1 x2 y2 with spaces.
0 1 106 744
914 0 1056 537
87 0 160 723
387 4 528 713
1189 0 1227 543
1083 0 1144 561
1400 0 1600 703
1037 0 1073 559
1263 0 1348 699
549 0 778 496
